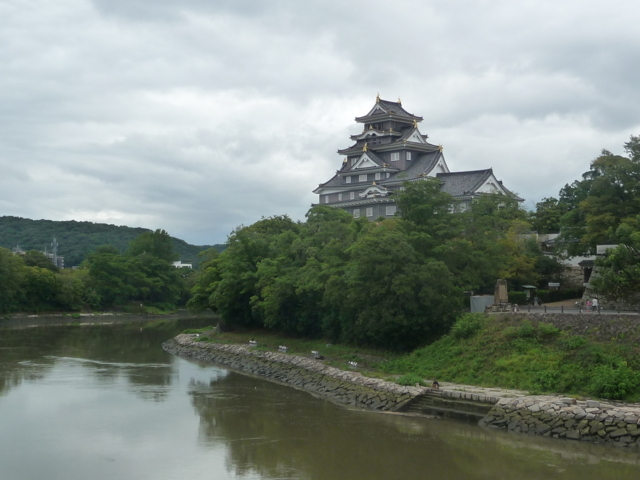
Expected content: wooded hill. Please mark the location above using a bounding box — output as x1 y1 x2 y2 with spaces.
0 216 225 267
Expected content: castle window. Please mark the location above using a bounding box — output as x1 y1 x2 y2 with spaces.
338 193 343 201
359 174 367 182
345 176 351 184
324 196 329 204
366 207 373 217
386 205 396 216
350 192 355 200
406 152 412 161
391 152 399 162
353 209 360 218
374 173 381 180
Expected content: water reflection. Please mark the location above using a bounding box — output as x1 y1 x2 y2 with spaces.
1 323 639 480
187 366 640 480
0 319 210 399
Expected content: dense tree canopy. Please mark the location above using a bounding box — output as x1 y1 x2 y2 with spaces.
0 230 189 313
534 136 640 256
189 183 544 350
532 135 640 304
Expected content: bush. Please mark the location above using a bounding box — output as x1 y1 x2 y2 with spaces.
562 335 587 350
538 322 560 338
396 373 426 386
516 320 536 338
508 292 527 305
450 313 485 339
588 362 640 400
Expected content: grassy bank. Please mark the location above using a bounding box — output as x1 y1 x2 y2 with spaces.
381 314 640 401
186 313 640 402
182 327 399 377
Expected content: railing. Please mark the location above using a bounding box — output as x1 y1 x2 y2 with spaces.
510 305 640 315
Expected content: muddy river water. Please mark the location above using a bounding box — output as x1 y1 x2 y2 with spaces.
1 322 639 480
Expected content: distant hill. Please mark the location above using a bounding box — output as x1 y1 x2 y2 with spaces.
0 216 225 267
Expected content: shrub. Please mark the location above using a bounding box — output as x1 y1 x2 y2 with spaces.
588 362 640 400
508 292 527 305
516 320 536 338
396 373 426 386
538 322 560 338
450 313 485 339
562 335 587 350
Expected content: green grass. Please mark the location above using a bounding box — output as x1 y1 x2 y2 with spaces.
380 314 640 401
180 315 640 401
182 328 398 376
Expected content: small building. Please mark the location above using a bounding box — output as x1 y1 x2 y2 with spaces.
172 261 192 269
313 96 522 219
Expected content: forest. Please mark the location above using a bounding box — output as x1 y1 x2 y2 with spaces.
0 229 198 314
0 216 223 267
188 182 557 351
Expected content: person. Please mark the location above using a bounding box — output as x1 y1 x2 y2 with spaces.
586 299 592 312
592 297 599 312
432 380 440 389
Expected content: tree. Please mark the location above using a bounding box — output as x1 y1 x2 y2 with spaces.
84 246 136 307
557 136 640 255
335 221 461 350
0 247 25 313
128 229 179 263
23 250 58 272
591 220 640 304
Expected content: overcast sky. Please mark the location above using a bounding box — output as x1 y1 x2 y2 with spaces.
2 0 639 245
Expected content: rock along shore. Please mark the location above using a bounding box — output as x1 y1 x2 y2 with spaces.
162 334 423 411
480 396 640 447
163 334 640 448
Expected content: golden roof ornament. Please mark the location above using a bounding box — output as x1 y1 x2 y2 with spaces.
376 93 380 103
342 158 347 163
412 119 418 128
438 144 443 152
369 125 373 129
398 97 402 105
372 181 377 185
363 142 368 152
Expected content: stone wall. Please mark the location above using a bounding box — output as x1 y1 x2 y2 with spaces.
480 396 640 447
162 334 422 411
495 313 640 344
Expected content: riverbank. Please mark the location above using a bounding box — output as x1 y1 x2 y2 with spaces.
0 310 219 329
162 334 423 412
163 315 640 447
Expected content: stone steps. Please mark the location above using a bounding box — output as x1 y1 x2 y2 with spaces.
400 393 492 421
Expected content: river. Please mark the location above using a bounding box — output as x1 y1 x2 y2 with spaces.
1 321 639 480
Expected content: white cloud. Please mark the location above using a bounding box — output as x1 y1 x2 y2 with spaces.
1 0 640 244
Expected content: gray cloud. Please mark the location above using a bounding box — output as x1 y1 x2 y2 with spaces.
1 0 639 245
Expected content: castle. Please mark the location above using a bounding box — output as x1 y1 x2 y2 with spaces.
313 96 522 218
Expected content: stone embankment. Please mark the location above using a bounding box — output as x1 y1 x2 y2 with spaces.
162 334 422 411
480 396 640 447
163 334 640 448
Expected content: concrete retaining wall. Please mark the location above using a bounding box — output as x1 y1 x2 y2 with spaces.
162 334 422 411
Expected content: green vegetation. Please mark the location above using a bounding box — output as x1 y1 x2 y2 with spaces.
188 182 556 350
0 229 199 313
380 313 640 401
190 328 397 372
0 216 224 267
530 135 640 304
